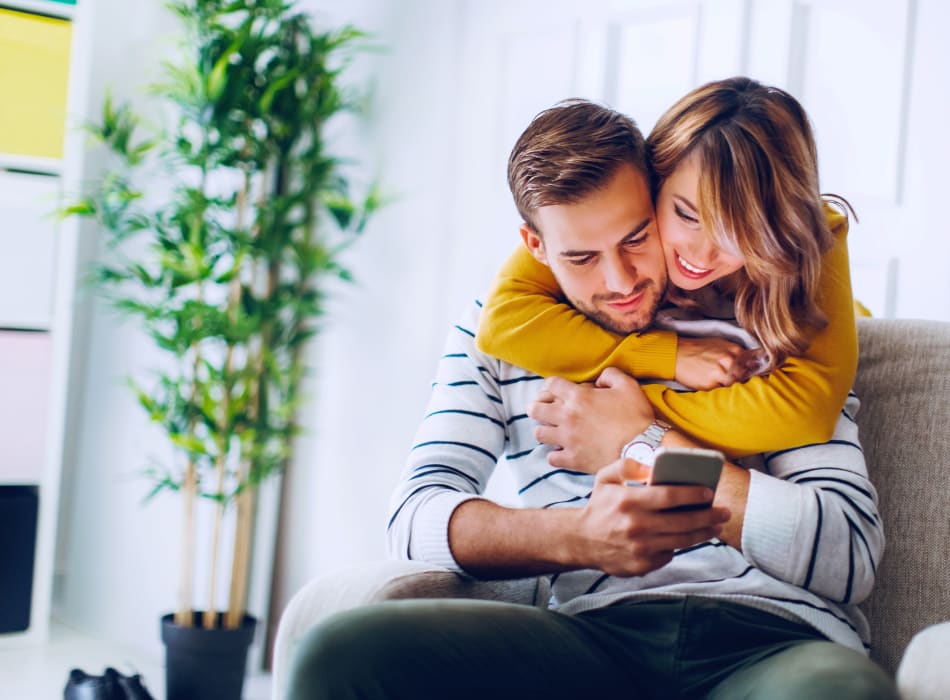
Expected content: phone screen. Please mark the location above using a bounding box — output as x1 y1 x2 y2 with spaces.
648 446 724 510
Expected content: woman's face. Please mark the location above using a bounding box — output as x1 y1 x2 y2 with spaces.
655 155 746 291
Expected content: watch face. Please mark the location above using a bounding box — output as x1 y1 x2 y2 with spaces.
623 441 656 466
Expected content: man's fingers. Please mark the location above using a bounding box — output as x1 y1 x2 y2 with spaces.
598 470 726 516
534 424 560 446
544 375 576 396
642 484 721 511
624 459 651 483
547 449 573 469
595 458 626 484
527 400 555 424
597 457 650 485
595 366 637 388
650 505 731 533
594 366 620 387
625 483 732 523
642 526 725 553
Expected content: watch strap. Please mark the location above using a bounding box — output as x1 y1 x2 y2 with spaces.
639 419 671 448
620 419 671 466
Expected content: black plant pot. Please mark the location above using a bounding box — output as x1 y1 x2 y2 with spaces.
161 611 257 700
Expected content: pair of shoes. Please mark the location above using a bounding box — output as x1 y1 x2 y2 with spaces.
64 667 155 700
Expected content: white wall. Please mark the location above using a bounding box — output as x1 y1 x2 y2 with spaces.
53 0 950 672
266 0 473 653
53 0 195 662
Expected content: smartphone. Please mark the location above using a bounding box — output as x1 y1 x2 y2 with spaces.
648 446 724 510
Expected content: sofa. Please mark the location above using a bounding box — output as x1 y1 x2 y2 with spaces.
272 318 950 699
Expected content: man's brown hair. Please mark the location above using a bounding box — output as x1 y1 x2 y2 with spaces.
507 99 648 232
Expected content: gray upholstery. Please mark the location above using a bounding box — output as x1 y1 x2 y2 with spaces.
854 319 950 674
273 318 950 699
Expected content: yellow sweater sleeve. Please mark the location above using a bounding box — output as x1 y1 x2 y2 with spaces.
476 207 857 458
643 207 857 457
475 246 678 381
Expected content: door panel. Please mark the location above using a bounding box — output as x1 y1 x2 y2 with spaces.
441 0 946 322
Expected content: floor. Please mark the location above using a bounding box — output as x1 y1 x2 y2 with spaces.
0 620 272 699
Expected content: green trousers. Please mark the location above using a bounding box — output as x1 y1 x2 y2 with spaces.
286 596 898 700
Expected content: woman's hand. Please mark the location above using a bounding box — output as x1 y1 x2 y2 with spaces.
674 336 748 389
528 368 654 472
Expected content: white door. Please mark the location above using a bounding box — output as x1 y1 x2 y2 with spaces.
440 0 950 321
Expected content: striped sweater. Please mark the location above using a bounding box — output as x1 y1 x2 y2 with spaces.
387 300 884 654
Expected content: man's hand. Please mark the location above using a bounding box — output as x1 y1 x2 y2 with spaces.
528 368 653 471
447 456 730 579
674 336 747 389
569 457 730 576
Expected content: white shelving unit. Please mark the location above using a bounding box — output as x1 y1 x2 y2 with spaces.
0 153 62 176
0 0 75 19
0 0 87 647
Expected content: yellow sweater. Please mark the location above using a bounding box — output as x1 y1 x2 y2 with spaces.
475 207 857 457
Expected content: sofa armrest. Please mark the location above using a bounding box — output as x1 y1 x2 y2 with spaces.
895 621 950 700
272 560 546 699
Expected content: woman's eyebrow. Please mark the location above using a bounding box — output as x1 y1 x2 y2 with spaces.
673 194 698 212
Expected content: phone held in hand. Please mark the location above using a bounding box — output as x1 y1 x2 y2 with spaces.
648 446 725 510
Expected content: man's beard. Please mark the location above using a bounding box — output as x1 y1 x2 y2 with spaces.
570 279 665 335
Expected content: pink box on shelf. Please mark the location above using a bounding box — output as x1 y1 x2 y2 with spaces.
0 331 52 483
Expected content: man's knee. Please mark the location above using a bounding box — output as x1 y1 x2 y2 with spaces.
285 605 405 700
762 642 898 700
712 641 899 700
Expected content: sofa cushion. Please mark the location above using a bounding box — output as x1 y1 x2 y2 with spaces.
854 319 950 674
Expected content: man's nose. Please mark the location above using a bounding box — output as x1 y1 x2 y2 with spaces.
603 255 636 293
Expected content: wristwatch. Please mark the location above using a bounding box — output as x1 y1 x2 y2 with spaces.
620 419 671 467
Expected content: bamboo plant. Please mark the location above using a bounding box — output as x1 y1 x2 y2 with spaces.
65 0 379 630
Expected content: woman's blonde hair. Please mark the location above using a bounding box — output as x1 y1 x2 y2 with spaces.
647 76 850 368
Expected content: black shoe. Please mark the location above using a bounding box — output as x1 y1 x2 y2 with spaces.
113 669 155 700
63 668 122 700
64 667 154 700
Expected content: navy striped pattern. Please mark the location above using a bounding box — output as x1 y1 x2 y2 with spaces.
387 301 883 655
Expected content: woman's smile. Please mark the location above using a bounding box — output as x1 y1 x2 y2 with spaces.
674 250 714 280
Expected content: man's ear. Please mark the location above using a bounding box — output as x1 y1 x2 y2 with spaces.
519 225 549 266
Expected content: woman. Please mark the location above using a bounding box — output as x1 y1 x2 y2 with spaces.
475 76 857 457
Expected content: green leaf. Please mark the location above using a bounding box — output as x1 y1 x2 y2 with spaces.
170 426 205 450
60 201 97 218
324 195 354 229
259 71 297 113
207 39 239 102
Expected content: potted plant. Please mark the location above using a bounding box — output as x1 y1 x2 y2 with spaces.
64 0 379 696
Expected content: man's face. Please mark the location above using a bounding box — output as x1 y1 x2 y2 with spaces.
523 163 667 335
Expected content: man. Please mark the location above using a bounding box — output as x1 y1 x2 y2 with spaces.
285 100 896 699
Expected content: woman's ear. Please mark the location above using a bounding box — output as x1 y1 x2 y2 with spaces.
519 224 548 265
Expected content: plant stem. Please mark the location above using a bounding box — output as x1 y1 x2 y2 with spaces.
177 275 207 627
174 459 197 628
205 458 226 628
225 483 254 628
226 167 278 627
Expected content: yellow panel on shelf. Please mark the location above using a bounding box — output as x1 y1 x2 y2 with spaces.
0 9 72 159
